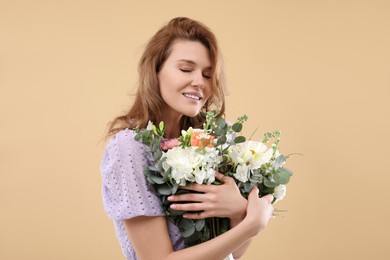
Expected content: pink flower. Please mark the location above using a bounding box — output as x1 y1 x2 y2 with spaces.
160 138 181 151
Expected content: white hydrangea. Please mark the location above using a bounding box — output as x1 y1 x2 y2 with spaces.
162 146 222 186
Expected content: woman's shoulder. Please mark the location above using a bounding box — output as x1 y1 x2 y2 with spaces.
104 128 149 159
107 128 141 148
101 128 150 172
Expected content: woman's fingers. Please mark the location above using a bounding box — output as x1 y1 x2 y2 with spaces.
215 172 234 184
170 202 207 211
168 192 205 202
180 183 213 192
261 194 274 204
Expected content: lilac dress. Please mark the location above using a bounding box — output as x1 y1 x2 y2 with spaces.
100 129 184 259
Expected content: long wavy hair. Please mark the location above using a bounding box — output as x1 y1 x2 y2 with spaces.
106 17 226 138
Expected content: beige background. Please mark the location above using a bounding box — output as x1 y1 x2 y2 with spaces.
1 0 389 259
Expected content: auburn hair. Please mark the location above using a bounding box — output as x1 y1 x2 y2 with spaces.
106 17 226 138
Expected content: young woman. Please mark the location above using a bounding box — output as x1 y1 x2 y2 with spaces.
101 17 274 260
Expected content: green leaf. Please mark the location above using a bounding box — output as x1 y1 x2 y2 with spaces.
216 117 225 128
153 149 162 161
234 136 246 143
149 175 165 184
214 127 224 136
171 184 179 194
180 219 195 238
263 177 278 188
157 184 172 195
216 135 227 145
169 209 185 216
243 182 252 193
274 155 286 170
232 123 243 132
195 219 205 231
258 183 275 195
273 168 292 184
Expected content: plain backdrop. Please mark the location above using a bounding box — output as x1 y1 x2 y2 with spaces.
1 0 389 259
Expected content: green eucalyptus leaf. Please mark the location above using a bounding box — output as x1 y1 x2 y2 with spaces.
215 127 224 136
263 177 278 188
217 135 227 145
153 149 163 161
243 182 252 193
195 219 205 231
216 117 225 128
169 209 185 216
258 183 275 195
273 168 292 184
180 219 195 238
274 155 286 170
134 133 141 141
157 184 172 195
234 136 246 143
232 123 243 132
171 184 179 194
149 175 165 184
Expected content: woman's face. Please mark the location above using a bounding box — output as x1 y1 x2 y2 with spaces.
158 40 212 121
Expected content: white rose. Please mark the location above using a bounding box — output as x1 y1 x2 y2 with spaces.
273 185 287 201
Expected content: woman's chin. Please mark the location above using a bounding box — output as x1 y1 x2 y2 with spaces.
183 108 201 118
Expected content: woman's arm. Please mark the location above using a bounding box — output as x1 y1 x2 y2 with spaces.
123 187 274 260
167 173 252 258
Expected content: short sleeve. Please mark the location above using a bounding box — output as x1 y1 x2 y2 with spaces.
100 129 165 221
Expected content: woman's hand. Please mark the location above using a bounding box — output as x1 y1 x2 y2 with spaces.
167 172 247 223
243 186 274 236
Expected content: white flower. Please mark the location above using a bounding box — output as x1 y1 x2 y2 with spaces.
146 120 153 130
233 165 250 182
205 168 216 184
273 185 287 201
229 141 273 170
163 147 193 185
162 146 221 186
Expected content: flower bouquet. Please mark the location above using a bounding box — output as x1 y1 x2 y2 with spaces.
134 111 293 247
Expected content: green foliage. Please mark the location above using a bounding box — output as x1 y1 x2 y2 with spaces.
234 136 246 143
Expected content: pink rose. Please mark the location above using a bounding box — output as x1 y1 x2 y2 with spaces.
160 138 181 151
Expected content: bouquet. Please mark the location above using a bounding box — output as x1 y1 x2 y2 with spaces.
135 111 293 247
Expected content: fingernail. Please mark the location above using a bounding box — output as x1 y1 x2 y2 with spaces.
167 196 174 201
170 204 176 209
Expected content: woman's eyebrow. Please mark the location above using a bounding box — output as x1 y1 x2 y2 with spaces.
177 59 195 64
177 59 211 69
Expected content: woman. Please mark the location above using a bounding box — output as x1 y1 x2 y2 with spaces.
101 17 274 260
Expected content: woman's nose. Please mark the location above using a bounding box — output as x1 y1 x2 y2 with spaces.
191 71 205 89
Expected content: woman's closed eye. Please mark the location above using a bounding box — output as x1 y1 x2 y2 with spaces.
203 74 211 80
180 68 211 80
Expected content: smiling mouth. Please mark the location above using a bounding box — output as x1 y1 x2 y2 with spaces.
183 93 202 100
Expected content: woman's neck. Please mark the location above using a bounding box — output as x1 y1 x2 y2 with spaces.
162 113 183 139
